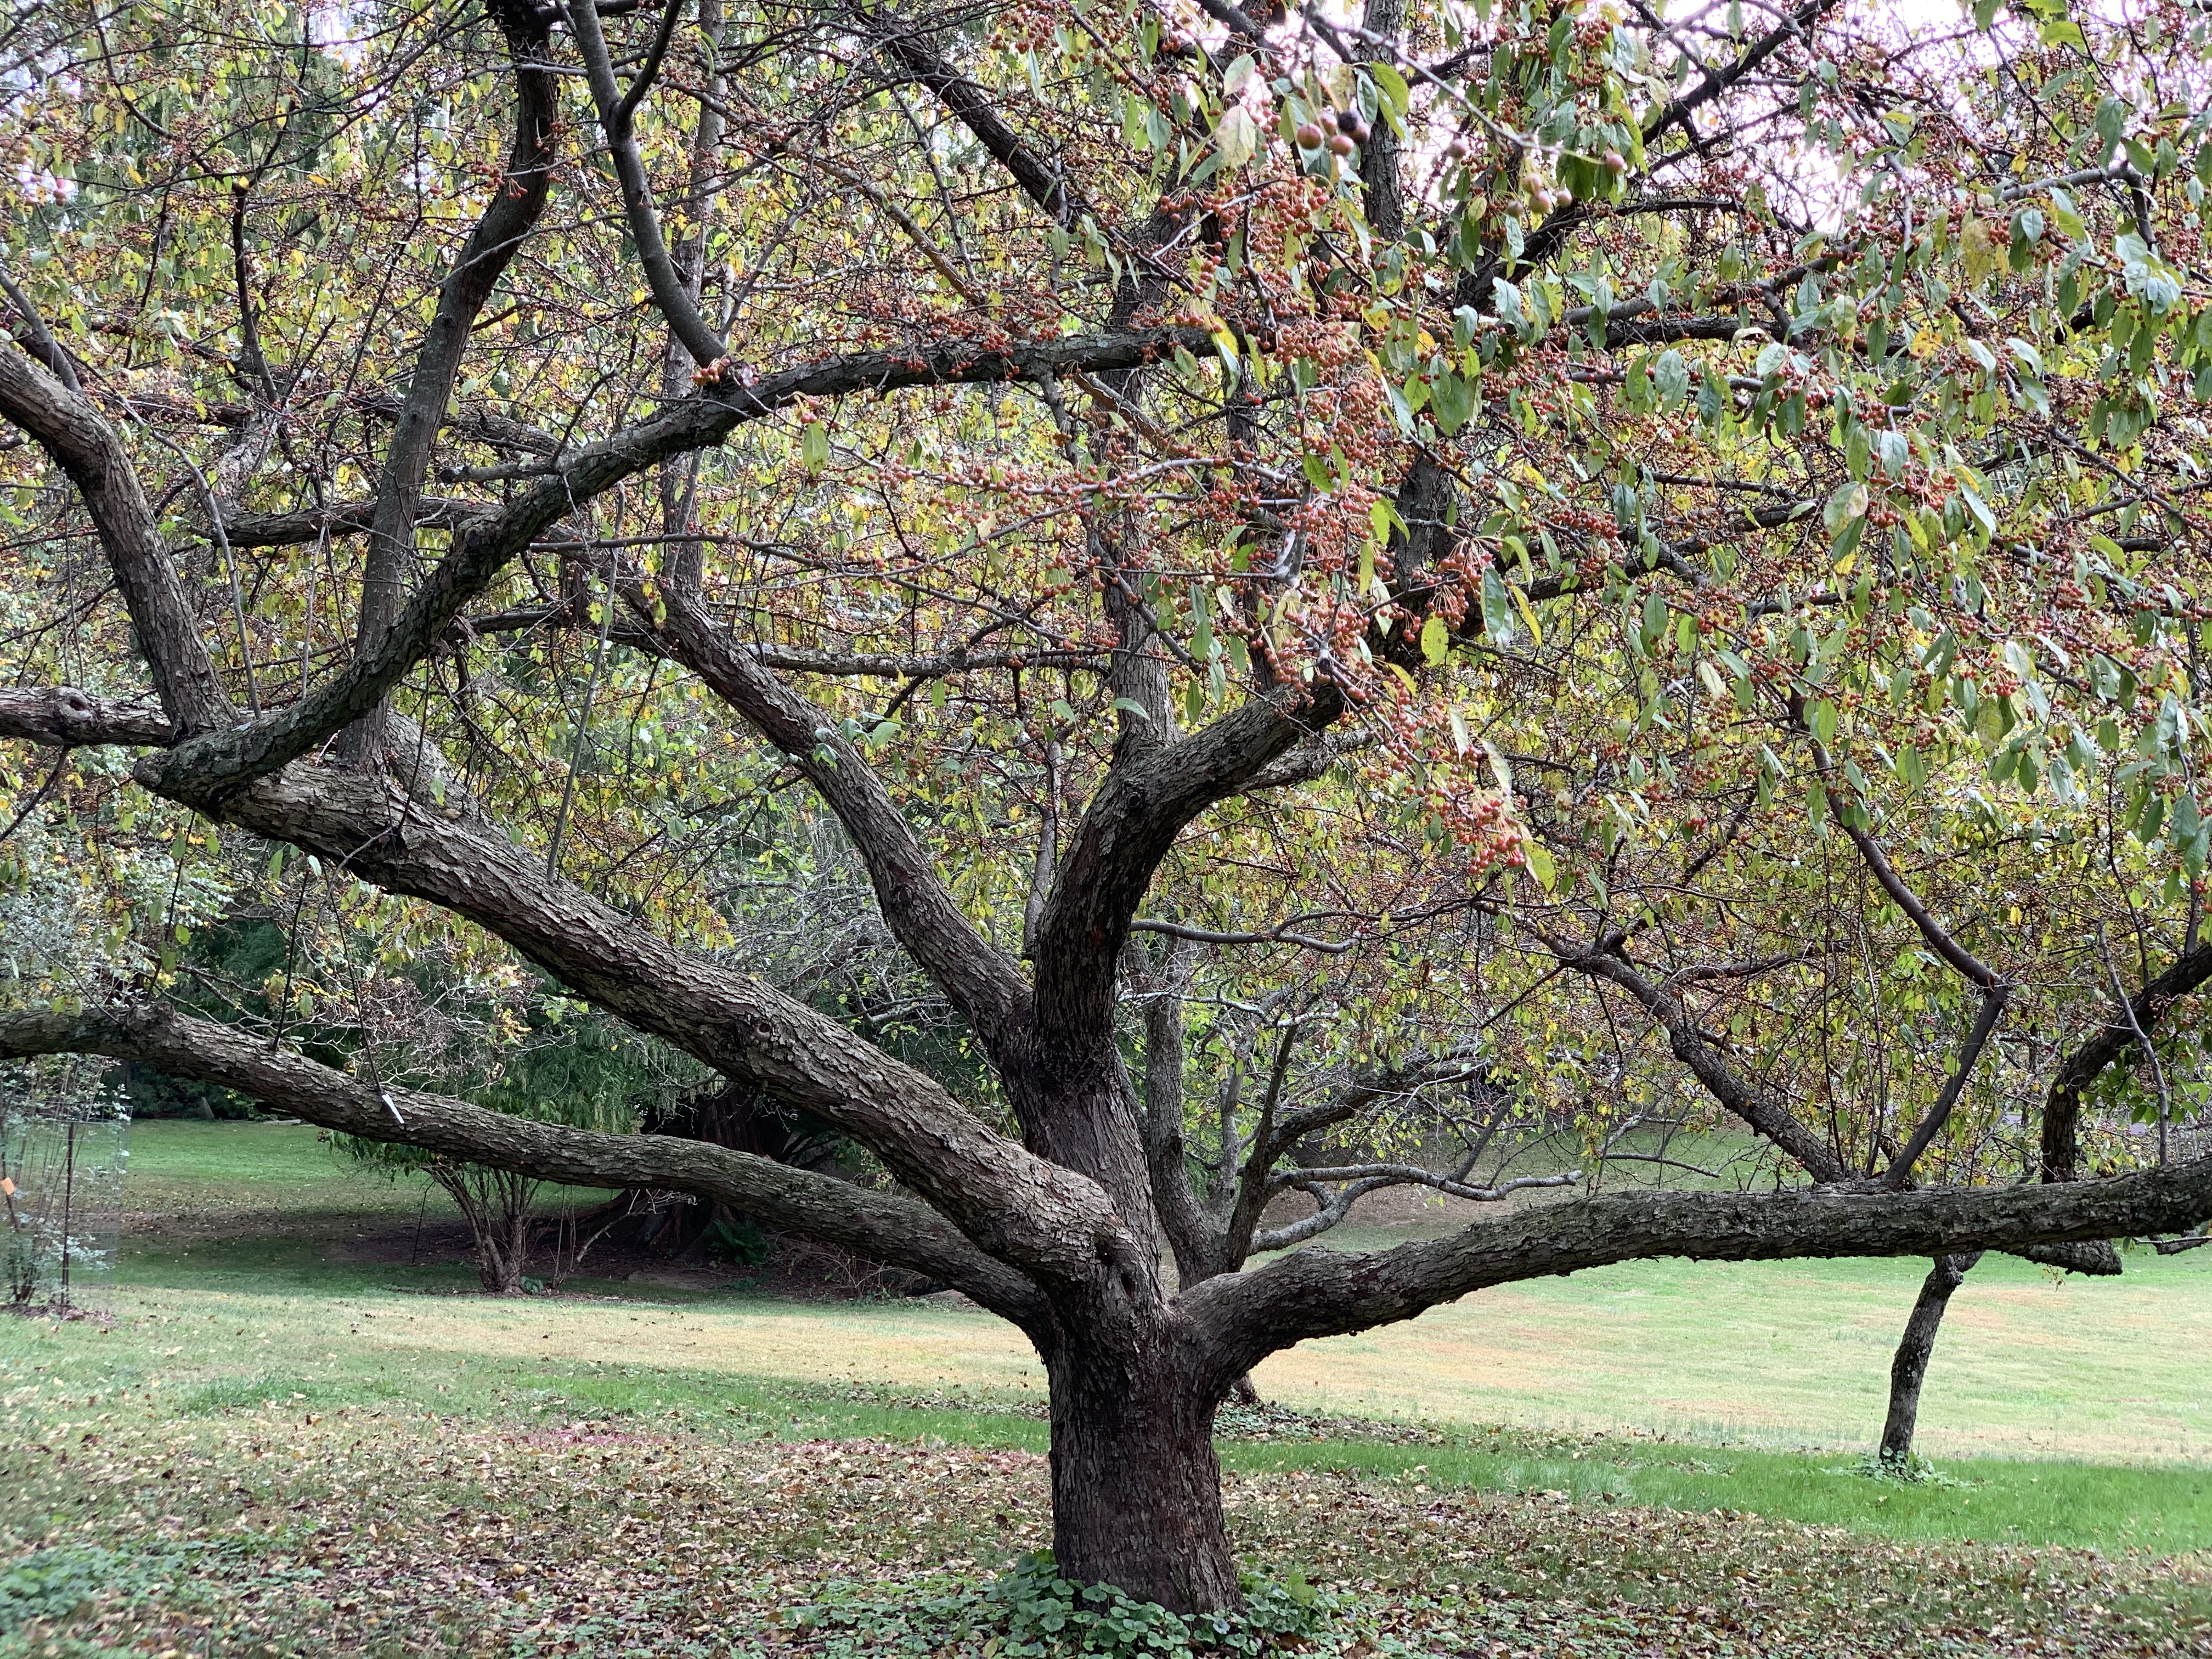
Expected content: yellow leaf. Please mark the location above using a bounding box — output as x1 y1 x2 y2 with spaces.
1420 613 1448 666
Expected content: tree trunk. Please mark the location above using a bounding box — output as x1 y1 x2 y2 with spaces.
1045 1336 1240 1613
1878 1250 1981 1469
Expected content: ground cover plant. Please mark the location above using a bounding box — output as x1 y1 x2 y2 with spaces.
11 0 2212 1620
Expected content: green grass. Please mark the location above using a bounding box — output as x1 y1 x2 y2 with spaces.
123 1118 617 1222
4 1294 2207 1556
46 1119 2212 1558
0 1118 2202 1653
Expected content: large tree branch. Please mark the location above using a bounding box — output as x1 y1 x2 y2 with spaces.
0 1003 1043 1325
856 6 1091 228
1563 943 1851 1181
647 582 1034 1049
227 494 494 551
0 349 230 736
566 0 727 368
134 328 1202 805
1641 0 1836 147
1187 1154 2212 1381
348 1 559 763
1031 681 1344 1060
134 760 1125 1291
0 686 174 748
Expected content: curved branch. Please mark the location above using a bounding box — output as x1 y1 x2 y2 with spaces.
1563 943 1850 1181
2043 937 2212 1182
0 1003 1043 1324
1031 681 1345 1059
566 0 726 367
1127 918 1356 955
350 0 560 760
0 349 229 736
137 760 1123 1292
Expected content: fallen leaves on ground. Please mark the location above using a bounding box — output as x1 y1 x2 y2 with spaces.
0 1403 2202 1657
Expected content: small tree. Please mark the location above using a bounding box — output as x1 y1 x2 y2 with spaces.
338 1001 676 1292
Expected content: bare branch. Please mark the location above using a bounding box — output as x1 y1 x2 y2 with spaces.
1274 1164 1579 1202
1884 983 2010 1188
1127 918 1356 955
647 580 1034 1049
348 1 560 763
567 0 727 367
2043 936 2212 1181
1643 0 1837 147
138 327 1205 805
856 6 1092 229
1561 942 1851 1182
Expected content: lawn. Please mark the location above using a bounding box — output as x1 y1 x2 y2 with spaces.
0 1119 2199 1655
115 1123 2212 1466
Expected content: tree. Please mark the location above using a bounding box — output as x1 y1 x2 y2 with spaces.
5 0 2212 1614
336 1000 684 1293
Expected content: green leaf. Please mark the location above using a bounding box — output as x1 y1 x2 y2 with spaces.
1482 567 1516 647
1523 838 1557 890
1822 480 1868 537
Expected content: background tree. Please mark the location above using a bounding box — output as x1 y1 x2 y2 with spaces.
4 0 2212 1615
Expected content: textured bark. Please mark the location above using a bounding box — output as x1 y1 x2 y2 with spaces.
2041 938 2212 1181
1357 0 1406 240
1188 1166 2212 1384
1878 1252 1981 1468
0 353 229 735
0 686 172 748
1033 684 1344 1064
652 586 1034 1050
1045 1331 1238 1611
0 1003 1045 1325
7 3 2210 1611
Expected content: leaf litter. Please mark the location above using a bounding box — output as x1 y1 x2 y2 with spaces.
0 1401 2202 1657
